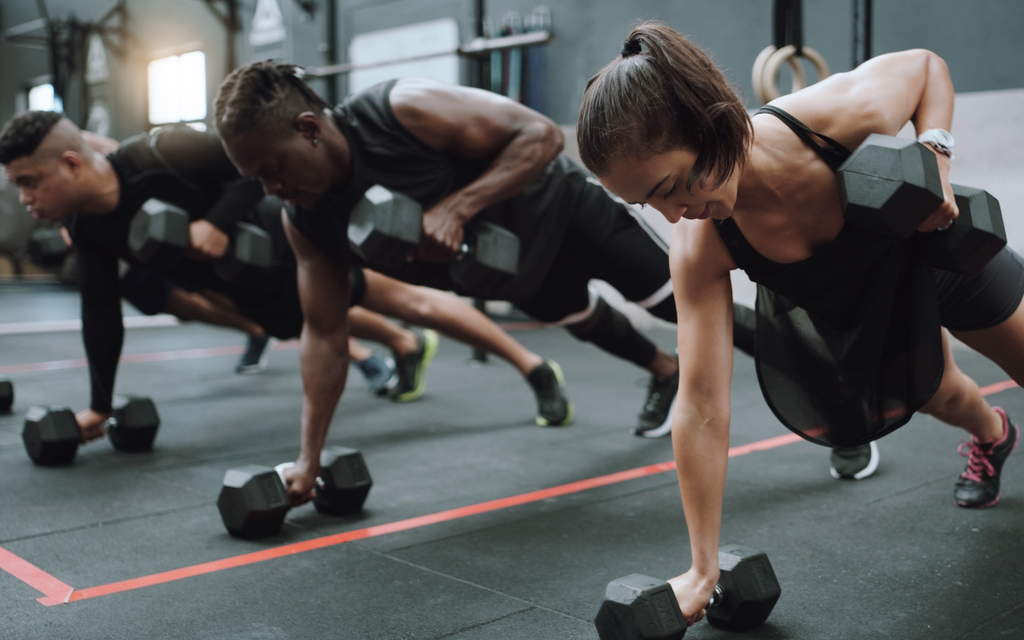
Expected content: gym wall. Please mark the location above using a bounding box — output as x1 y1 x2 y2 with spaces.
0 0 1021 139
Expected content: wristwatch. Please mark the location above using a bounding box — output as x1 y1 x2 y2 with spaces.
917 129 955 160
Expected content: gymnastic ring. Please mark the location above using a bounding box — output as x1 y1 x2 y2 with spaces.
760 44 830 102
752 45 807 105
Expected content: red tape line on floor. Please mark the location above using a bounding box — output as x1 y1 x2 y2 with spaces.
5 432 803 606
0 341 300 376
0 320 539 376
3 378 1018 606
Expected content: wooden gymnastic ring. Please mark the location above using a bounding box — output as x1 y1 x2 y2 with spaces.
760 44 830 102
753 45 808 105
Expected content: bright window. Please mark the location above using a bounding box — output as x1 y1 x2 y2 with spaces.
28 84 63 112
148 50 207 125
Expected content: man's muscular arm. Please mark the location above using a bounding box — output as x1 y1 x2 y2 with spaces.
389 78 563 262
281 211 352 504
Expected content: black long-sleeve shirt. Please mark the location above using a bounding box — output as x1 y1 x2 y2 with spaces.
67 125 266 412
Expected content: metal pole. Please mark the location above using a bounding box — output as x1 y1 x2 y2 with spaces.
469 0 489 364
324 0 338 103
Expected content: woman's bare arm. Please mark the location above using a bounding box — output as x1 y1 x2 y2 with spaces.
665 219 737 624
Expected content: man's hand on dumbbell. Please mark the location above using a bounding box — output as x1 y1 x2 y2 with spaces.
278 459 319 506
415 199 466 263
185 219 230 261
74 408 111 443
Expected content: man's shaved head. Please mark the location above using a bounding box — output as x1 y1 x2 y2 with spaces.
0 111 86 166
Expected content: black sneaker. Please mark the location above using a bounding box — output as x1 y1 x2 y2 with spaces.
954 407 1020 508
388 329 438 402
353 353 396 396
526 359 573 426
829 442 880 480
632 369 679 438
236 335 273 374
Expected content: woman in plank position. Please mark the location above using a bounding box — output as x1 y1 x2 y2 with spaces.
577 22 1024 624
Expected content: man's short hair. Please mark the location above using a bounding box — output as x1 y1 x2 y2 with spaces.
0 111 64 165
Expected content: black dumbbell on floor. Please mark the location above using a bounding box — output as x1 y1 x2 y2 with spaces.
837 134 1007 275
0 380 13 413
593 544 781 640
217 446 373 539
347 185 520 289
22 396 161 465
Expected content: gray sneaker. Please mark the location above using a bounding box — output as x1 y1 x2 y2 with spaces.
526 359 573 426
632 370 679 438
829 442 880 480
236 335 274 374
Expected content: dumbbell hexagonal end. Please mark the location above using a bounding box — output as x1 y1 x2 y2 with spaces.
22 405 80 466
0 379 13 413
107 396 160 452
217 465 291 539
128 199 190 270
706 545 781 632
314 446 373 515
593 574 687 640
923 185 1007 275
837 134 944 238
348 185 423 269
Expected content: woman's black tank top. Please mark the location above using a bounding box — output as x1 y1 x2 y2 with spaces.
715 106 944 447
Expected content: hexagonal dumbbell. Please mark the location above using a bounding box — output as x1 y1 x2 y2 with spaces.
593 544 781 640
0 379 13 413
217 464 292 539
311 446 373 515
128 198 191 270
217 446 373 539
105 395 161 451
837 134 944 238
449 219 520 292
920 184 1007 275
348 185 424 269
23 406 80 466
214 221 275 288
838 134 1006 274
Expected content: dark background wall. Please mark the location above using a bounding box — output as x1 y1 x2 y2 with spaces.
0 0 1021 139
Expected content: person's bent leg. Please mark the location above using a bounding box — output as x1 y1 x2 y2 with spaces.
347 335 396 396
167 287 274 374
359 270 571 425
920 328 1017 508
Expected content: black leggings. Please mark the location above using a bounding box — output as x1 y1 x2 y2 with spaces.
936 245 1024 331
517 180 675 324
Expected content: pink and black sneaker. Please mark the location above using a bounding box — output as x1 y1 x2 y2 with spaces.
953 407 1020 508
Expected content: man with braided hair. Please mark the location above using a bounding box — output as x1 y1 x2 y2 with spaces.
213 62 760 504
0 111 571 442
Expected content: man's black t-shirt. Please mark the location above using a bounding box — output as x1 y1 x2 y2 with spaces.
68 125 267 412
287 79 591 303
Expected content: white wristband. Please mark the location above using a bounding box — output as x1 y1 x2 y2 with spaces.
917 129 955 160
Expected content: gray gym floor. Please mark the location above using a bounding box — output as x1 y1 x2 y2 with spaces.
1 279 1022 640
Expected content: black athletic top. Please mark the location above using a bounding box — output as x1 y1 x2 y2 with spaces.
287 79 591 303
714 106 944 447
68 125 267 412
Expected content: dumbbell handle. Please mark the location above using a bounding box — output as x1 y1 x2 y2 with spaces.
275 462 326 491
707 584 725 608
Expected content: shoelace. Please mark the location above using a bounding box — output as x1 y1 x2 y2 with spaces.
958 439 997 483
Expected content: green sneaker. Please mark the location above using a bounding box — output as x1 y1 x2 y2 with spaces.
527 359 573 426
389 329 439 402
